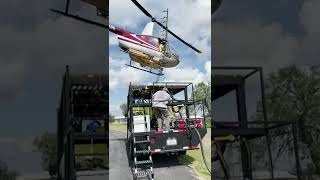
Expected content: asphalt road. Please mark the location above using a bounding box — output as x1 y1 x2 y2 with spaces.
109 130 199 180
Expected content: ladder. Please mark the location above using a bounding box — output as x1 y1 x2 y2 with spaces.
133 134 154 180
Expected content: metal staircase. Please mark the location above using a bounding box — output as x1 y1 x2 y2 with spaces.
133 134 154 180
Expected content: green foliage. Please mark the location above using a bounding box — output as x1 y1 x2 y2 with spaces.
109 114 115 123
33 132 57 176
254 65 320 174
120 103 128 117
192 82 211 116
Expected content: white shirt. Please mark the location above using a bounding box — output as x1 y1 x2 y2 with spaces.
152 90 172 108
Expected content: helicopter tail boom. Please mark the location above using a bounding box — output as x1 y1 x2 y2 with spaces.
108 24 133 36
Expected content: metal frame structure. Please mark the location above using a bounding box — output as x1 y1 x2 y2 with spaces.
57 66 108 180
51 0 108 29
212 0 223 14
126 82 208 179
212 66 302 180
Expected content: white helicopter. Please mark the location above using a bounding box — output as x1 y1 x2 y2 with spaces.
108 0 202 76
51 0 201 76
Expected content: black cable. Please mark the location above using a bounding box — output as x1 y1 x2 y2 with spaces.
215 141 230 179
194 128 211 174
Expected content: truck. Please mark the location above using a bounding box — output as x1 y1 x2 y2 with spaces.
126 82 208 180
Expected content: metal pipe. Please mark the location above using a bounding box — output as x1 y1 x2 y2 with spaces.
259 68 274 179
292 122 302 180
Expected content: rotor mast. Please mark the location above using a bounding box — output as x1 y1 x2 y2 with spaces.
163 8 169 43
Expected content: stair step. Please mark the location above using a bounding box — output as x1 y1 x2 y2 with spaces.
135 150 149 154
135 160 152 165
135 169 153 177
134 140 149 144
134 122 148 124
133 133 149 136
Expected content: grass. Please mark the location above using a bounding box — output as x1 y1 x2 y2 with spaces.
109 123 211 180
109 123 127 132
181 128 211 180
74 144 108 168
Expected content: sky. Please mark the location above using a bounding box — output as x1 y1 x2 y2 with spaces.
0 0 319 176
109 0 211 117
0 0 106 174
212 0 320 171
213 0 320 124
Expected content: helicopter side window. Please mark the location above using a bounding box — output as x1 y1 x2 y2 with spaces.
138 35 159 47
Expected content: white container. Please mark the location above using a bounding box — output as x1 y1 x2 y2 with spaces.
133 115 150 133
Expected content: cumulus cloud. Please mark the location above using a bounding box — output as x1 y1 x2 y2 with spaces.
109 56 150 93
298 0 320 65
164 61 211 84
213 20 299 73
109 33 118 46
0 0 107 174
0 13 107 100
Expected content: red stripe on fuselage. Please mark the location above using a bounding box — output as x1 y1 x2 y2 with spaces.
119 33 159 50
118 37 159 51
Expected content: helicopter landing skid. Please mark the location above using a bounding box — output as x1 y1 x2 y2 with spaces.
125 64 164 76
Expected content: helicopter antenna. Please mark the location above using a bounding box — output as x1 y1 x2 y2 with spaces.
163 9 169 43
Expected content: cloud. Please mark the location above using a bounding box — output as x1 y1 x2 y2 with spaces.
213 20 299 73
298 0 320 65
164 61 211 84
0 62 28 99
109 33 118 46
0 12 106 100
109 0 146 28
109 56 150 93
0 0 107 174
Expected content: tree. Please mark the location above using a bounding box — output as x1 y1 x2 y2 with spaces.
255 65 320 174
109 114 115 123
192 82 211 116
192 82 211 127
120 103 128 117
33 132 57 176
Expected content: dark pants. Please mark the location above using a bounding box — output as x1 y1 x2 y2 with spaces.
154 107 170 130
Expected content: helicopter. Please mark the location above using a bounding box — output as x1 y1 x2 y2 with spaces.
108 0 202 76
51 0 202 76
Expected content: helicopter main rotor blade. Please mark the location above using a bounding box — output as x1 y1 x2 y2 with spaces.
131 0 153 19
155 21 202 53
131 0 202 53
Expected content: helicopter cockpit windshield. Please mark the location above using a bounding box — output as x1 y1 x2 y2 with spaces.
165 42 179 60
